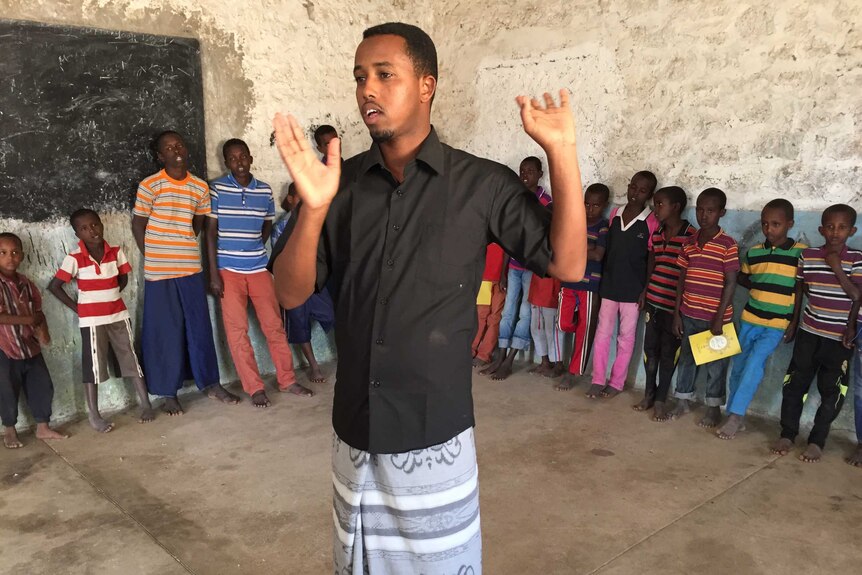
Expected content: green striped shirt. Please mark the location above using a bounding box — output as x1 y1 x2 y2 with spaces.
740 239 806 329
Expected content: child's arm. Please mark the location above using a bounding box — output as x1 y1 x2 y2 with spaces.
193 215 205 237
783 282 804 342
118 273 129 292
843 299 861 349
672 267 686 338
825 252 861 302
587 244 605 261
0 311 37 326
500 256 510 291
639 251 655 310
205 218 223 298
46 278 78 314
736 272 752 290
711 270 737 335
131 216 147 255
262 220 273 245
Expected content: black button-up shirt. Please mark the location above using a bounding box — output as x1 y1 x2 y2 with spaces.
283 128 552 453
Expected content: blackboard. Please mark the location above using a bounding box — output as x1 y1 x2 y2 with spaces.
0 19 206 221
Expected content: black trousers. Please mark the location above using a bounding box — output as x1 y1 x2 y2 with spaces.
642 306 681 403
780 329 852 448
0 349 54 427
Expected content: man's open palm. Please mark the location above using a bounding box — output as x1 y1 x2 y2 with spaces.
515 90 577 151
273 113 341 210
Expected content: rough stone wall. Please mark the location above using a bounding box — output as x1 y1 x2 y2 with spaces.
2 0 861 432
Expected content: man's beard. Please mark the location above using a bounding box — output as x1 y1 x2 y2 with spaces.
370 128 395 143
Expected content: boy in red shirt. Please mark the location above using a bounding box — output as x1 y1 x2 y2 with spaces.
529 272 563 377
472 243 508 368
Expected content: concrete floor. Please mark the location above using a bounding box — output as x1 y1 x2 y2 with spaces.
2 365 862 575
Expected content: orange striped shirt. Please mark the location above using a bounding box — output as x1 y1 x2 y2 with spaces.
133 170 210 281
677 229 740 322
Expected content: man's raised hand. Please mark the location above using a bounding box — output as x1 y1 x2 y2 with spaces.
272 113 341 210
515 89 577 152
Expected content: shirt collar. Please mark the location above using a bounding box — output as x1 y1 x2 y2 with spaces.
227 172 258 189
359 127 445 177
694 227 724 243
615 205 652 223
764 237 795 250
78 239 111 262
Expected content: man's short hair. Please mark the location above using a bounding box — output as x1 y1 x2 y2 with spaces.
69 208 99 229
822 203 857 227
763 198 794 221
655 186 688 211
698 187 727 210
633 170 658 193
363 23 438 81
0 232 23 249
584 183 610 203
313 125 338 146
222 138 250 158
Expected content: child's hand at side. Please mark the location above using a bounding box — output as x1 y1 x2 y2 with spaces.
783 320 798 343
709 315 724 336
842 320 858 349
672 312 684 338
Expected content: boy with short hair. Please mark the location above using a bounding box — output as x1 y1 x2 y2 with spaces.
772 204 862 462
482 156 552 380
48 209 155 431
671 188 739 427
270 184 335 384
472 243 507 369
132 130 239 415
556 183 609 391
207 139 304 407
314 125 340 163
0 232 67 448
633 186 695 420
528 265 563 377
717 199 806 439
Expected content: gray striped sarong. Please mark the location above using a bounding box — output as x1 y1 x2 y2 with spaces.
332 427 482 574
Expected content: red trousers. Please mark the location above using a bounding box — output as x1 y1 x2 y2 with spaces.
220 270 296 395
472 282 506 362
558 288 600 376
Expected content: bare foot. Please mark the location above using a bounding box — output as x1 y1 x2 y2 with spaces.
716 414 746 440
585 384 605 399
35 423 68 440
138 407 156 423
633 395 655 412
771 437 793 456
283 383 314 397
307 366 327 384
3 427 23 449
845 444 862 467
555 374 576 391
162 397 185 416
652 401 671 422
88 415 114 433
251 390 271 408
472 357 490 369
799 443 823 463
601 387 622 399
480 356 504 376
698 406 722 428
491 364 513 381
205 384 241 404
670 399 691 420
543 364 565 379
530 361 550 375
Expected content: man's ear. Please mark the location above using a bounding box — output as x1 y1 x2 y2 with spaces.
419 74 437 104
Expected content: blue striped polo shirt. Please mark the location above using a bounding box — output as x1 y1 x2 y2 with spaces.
208 173 275 273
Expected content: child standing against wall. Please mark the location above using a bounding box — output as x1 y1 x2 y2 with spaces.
772 204 862 462
48 209 154 431
586 171 658 399
0 232 67 448
633 186 695 420
472 243 508 369
556 183 609 391
671 188 739 427
717 199 806 439
528 270 563 377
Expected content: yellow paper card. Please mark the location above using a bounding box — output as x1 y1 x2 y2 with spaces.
476 281 493 306
689 323 742 366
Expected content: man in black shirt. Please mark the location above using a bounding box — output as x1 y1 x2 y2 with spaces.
272 22 586 574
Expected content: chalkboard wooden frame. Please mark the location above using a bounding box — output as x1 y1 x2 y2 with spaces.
0 19 206 221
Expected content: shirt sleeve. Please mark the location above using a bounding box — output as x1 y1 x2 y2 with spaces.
851 253 862 285
796 252 806 282
207 185 219 219
724 241 740 273
116 247 132 275
677 245 690 270
196 187 212 216
646 212 660 250
29 280 43 313
132 182 154 218
487 167 552 277
265 194 275 221
596 222 609 249
54 254 78 283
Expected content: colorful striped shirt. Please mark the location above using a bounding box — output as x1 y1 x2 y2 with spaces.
797 245 862 341
562 218 609 292
0 272 42 360
509 186 552 271
740 239 807 330
677 229 739 322
133 170 210 281
208 174 275 273
646 220 697 312
54 241 132 328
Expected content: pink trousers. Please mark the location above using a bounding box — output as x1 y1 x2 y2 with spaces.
591 299 640 390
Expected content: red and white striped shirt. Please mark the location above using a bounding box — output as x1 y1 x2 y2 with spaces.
54 241 132 327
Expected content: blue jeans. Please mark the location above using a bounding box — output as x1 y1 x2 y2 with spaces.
673 315 729 406
855 344 862 443
498 267 533 350
726 321 785 416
